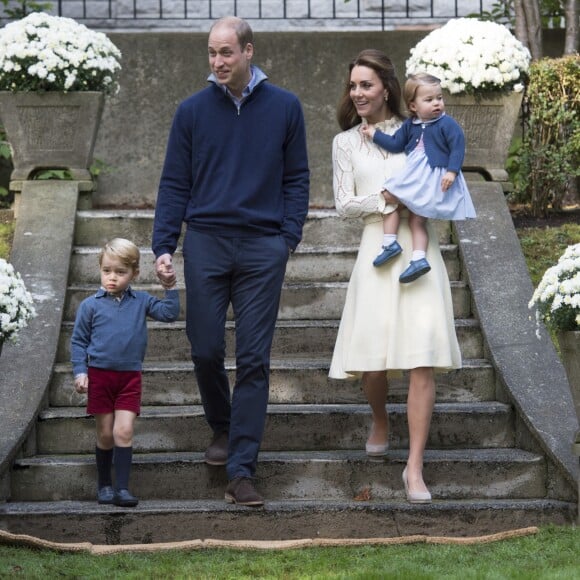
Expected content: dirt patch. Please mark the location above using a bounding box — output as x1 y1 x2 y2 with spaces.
0 208 13 224
509 205 580 229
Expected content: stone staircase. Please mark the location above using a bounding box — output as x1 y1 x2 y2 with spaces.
1 204 576 544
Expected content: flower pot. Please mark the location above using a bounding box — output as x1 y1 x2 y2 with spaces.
557 330 580 446
443 91 523 182
0 91 104 181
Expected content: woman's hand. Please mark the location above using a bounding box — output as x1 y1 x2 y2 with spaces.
381 189 399 204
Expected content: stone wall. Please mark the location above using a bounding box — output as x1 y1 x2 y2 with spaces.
92 29 565 208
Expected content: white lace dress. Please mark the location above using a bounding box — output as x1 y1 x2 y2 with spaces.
329 119 462 379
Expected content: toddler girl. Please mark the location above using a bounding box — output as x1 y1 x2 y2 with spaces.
362 73 476 283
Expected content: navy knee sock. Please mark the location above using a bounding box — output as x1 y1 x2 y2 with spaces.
95 446 113 489
113 446 133 491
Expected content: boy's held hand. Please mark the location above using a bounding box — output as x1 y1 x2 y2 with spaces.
74 374 88 394
155 253 177 289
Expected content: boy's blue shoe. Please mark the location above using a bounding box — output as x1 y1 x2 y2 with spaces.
97 485 114 505
399 258 431 283
113 488 139 507
373 241 402 267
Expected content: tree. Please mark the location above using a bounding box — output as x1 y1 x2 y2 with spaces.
514 0 543 59
563 0 579 54
491 0 577 59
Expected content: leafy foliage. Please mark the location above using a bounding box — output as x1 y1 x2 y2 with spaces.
509 56 579 216
472 0 565 29
0 0 51 19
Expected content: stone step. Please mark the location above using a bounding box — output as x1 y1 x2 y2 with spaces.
74 209 454 249
35 403 514 455
0 499 574 544
11 449 546 503
63 281 472 321
70 243 461 285
50 358 495 407
57 318 483 362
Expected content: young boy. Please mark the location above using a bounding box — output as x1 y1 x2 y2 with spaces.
71 238 180 507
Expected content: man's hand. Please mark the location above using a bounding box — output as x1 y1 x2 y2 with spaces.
155 253 177 289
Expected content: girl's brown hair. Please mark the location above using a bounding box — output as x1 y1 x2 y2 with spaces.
336 49 404 131
403 73 441 117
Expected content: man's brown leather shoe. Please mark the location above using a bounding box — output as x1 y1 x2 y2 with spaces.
204 431 228 466
224 477 264 506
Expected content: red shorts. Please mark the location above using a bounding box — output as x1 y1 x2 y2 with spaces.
87 367 142 415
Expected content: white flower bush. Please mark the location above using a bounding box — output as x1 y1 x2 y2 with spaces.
0 258 36 344
0 12 122 93
406 18 531 95
529 243 580 336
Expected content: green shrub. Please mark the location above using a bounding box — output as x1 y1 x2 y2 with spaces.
509 55 579 216
0 0 52 19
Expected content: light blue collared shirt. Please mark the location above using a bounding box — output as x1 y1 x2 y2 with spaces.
207 65 268 111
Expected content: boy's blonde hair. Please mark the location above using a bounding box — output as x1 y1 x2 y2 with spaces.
99 238 140 271
403 73 441 116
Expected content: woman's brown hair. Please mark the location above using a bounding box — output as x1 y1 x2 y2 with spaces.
336 49 405 131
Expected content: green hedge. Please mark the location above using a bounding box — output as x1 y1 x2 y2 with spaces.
509 55 579 216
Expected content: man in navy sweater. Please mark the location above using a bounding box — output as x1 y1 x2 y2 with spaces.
153 16 310 506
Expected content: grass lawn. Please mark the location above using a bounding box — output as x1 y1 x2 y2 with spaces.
0 525 578 579
515 222 580 287
0 218 13 260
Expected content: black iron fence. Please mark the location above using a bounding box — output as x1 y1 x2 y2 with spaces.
21 0 496 30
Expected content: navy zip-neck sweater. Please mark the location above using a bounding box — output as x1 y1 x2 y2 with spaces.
153 76 310 257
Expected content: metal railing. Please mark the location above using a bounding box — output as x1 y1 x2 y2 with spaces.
34 0 496 30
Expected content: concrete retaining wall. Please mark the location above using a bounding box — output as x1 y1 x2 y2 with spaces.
92 29 565 208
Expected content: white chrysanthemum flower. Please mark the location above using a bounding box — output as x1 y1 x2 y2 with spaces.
406 18 531 95
0 13 121 93
0 259 36 344
529 243 580 336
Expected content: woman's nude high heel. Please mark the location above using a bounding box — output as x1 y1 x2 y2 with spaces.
402 466 432 504
365 441 389 457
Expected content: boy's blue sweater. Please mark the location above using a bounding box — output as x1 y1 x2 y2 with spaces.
152 75 310 257
373 114 466 174
71 288 180 375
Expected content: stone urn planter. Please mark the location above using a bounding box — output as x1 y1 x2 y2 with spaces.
443 90 523 182
557 331 580 447
0 91 104 181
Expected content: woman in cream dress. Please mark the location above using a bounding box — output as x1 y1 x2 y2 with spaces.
329 50 461 503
